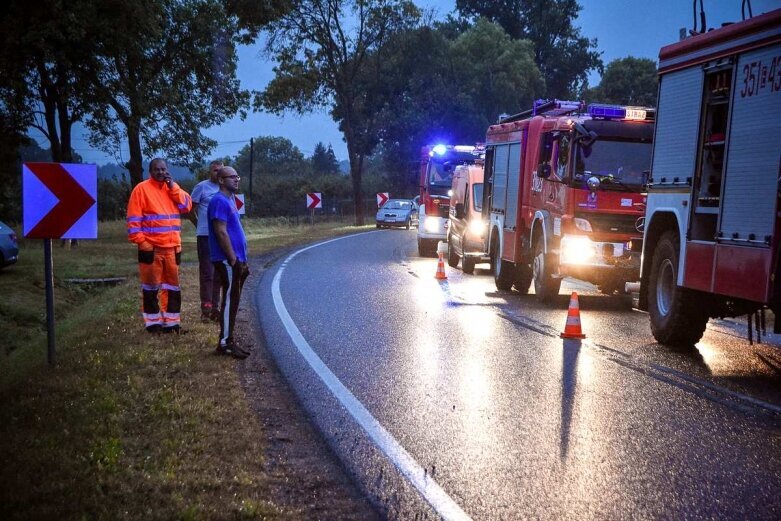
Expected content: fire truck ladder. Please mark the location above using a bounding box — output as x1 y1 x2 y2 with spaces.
499 99 585 124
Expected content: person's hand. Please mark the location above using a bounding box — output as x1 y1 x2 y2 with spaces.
164 174 173 188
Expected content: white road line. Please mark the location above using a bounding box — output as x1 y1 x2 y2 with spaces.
271 234 472 521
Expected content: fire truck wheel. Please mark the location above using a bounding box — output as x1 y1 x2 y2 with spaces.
462 256 476 274
447 239 459 268
533 236 561 302
648 231 709 346
513 264 533 294
492 240 514 291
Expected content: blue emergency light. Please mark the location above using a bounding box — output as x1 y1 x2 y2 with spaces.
431 144 448 156
588 104 649 121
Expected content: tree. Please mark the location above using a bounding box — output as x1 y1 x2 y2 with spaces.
311 142 340 175
370 20 542 192
455 0 603 98
585 57 658 107
83 0 249 185
257 0 421 225
232 136 310 180
0 0 96 164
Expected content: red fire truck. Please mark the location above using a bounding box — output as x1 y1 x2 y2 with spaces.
483 99 655 301
417 144 482 257
639 8 781 345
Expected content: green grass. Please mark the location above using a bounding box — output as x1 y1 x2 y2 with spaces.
0 217 372 520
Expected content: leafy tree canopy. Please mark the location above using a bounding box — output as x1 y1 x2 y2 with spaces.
585 57 658 107
455 0 603 97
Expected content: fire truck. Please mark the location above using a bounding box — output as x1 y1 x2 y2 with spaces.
639 8 781 345
417 144 482 257
482 99 655 301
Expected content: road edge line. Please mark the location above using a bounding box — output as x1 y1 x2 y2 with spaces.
271 234 472 521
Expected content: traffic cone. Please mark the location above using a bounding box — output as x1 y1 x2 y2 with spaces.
560 292 586 339
435 252 447 280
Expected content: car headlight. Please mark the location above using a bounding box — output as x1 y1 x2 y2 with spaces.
468 219 486 236
424 217 439 233
560 235 596 264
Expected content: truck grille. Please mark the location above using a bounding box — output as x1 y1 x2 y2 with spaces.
577 213 641 235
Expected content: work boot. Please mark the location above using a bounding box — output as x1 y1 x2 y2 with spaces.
216 341 250 359
161 325 181 334
146 324 163 334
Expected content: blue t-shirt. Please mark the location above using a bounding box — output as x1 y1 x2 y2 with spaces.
191 180 220 236
208 192 247 263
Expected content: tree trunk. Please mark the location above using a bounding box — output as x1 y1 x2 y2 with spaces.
126 120 144 186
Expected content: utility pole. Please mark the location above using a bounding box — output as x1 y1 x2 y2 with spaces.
249 137 254 214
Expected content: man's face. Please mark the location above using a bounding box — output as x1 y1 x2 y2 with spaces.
150 160 169 182
218 167 240 194
209 163 223 182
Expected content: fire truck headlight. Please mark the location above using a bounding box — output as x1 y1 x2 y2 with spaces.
468 219 487 236
424 217 440 233
573 218 593 232
560 235 597 265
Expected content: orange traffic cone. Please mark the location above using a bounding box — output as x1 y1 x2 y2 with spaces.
560 291 586 339
435 252 447 280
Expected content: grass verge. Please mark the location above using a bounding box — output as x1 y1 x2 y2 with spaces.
0 218 373 520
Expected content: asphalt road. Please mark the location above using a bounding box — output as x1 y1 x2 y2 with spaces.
255 228 781 520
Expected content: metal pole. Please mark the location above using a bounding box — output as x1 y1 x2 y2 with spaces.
44 239 56 365
249 137 254 214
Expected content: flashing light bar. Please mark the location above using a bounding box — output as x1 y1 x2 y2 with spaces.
429 144 479 157
588 104 650 121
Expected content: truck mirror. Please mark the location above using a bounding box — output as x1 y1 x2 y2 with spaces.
539 133 554 163
537 164 552 179
454 203 465 219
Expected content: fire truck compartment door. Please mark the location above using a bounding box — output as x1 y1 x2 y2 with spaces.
652 67 703 188
505 142 522 229
718 43 781 245
492 144 509 214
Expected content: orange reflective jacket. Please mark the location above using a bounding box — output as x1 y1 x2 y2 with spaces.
127 178 192 248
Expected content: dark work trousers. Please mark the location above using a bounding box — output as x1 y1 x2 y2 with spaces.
197 236 220 313
213 260 249 346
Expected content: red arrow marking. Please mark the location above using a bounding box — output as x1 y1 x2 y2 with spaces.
308 193 321 209
27 163 95 238
235 197 244 210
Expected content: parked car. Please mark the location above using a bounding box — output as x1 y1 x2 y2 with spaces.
376 199 419 229
0 221 19 269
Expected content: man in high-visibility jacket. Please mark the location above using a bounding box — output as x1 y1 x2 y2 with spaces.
127 158 193 333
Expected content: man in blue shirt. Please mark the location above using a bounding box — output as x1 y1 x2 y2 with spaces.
189 160 223 322
208 166 250 359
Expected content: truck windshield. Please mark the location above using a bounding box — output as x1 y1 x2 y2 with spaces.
572 139 652 191
428 162 456 188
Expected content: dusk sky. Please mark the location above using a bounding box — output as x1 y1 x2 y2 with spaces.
44 0 780 166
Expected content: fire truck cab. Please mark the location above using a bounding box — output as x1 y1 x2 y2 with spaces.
483 99 655 301
417 144 482 257
640 8 781 345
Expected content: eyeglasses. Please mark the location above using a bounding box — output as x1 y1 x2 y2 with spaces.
221 175 240 180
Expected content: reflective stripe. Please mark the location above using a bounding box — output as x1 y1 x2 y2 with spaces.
127 213 181 222
161 283 180 291
136 225 181 233
143 312 162 321
162 312 180 320
142 284 160 291
178 195 192 211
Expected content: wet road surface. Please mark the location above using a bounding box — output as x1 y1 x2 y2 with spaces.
255 229 781 520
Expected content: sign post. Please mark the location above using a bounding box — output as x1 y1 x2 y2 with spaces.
23 163 98 365
306 192 322 226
